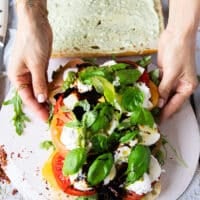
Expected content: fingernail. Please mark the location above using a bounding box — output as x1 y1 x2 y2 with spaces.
37 94 45 103
158 98 165 108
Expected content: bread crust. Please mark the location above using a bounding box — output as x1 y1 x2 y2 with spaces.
51 49 157 59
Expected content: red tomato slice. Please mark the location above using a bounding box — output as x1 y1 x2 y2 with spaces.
123 191 143 200
138 71 149 85
52 152 70 191
52 153 96 196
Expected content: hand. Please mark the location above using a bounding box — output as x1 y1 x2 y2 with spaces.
157 29 198 121
8 4 52 121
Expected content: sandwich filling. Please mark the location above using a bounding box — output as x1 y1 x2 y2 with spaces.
47 58 163 199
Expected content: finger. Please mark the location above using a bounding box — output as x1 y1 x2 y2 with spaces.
160 80 197 121
31 65 48 103
158 72 177 108
18 85 49 121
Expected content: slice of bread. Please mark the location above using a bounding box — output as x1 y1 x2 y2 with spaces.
47 0 164 58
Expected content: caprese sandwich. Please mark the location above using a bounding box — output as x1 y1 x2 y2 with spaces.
42 57 164 200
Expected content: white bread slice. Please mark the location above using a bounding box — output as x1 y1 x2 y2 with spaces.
47 0 164 57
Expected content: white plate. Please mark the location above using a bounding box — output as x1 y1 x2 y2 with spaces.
0 59 200 200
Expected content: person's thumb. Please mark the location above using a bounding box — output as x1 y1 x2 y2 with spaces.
31 66 48 103
158 73 175 108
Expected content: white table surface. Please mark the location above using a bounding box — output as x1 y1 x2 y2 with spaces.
0 0 199 199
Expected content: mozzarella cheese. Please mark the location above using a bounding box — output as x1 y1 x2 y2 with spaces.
63 93 79 110
77 80 93 93
104 165 116 185
100 60 117 67
136 82 153 109
63 68 78 81
137 66 145 74
126 156 162 195
139 124 160 146
60 126 79 150
114 145 131 163
112 76 120 87
69 170 93 191
107 117 119 135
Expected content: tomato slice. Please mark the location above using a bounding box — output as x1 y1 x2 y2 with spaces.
52 153 96 196
51 95 74 156
123 191 143 200
138 71 149 85
52 152 70 191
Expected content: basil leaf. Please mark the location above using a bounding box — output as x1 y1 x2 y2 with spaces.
87 153 114 186
90 103 113 133
110 63 128 71
115 69 141 85
65 119 82 128
120 130 139 143
76 195 97 200
137 56 151 68
121 87 144 111
130 107 154 127
62 148 87 176
91 76 116 105
82 110 97 128
149 69 160 86
62 71 76 90
74 100 90 112
79 67 112 85
126 145 150 183
91 134 108 153
40 140 55 150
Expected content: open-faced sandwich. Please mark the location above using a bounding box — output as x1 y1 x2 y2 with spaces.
42 57 163 200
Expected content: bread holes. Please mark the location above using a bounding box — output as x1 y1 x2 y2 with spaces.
120 47 125 50
74 47 80 51
96 20 102 26
83 34 88 39
91 46 100 49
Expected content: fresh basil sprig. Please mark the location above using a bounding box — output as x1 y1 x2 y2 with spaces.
62 71 76 90
91 134 108 153
137 56 151 68
126 145 150 184
62 148 87 176
40 140 55 150
91 76 116 105
3 91 30 135
87 153 114 186
130 107 154 127
121 87 144 111
115 69 141 85
120 130 139 143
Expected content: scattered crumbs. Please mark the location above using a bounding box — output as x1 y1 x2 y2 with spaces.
39 193 43 196
35 166 40 176
45 186 49 190
0 145 10 183
17 153 21 158
12 189 18 195
10 152 15 159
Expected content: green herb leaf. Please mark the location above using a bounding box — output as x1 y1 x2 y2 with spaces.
65 119 82 128
91 76 116 105
62 148 87 176
76 195 97 200
40 140 55 150
137 56 151 68
110 63 128 71
121 87 144 111
149 69 160 86
82 110 97 128
74 100 90 112
130 107 154 127
90 103 113 133
3 91 30 135
62 71 76 90
126 145 150 184
120 130 139 143
79 67 113 85
87 153 113 186
115 69 141 85
91 134 108 153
